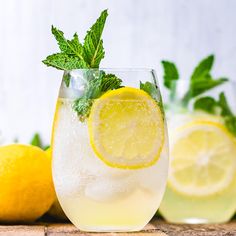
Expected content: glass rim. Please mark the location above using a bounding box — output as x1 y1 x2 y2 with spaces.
64 68 156 73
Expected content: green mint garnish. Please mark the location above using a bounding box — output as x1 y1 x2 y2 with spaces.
30 133 49 150
140 81 160 102
193 96 217 114
140 81 165 118
194 92 236 137
182 55 228 105
83 10 108 68
218 92 234 117
42 9 108 72
162 55 228 106
43 10 125 120
43 52 88 71
73 71 122 121
191 54 214 80
162 61 179 100
30 133 42 148
162 55 234 135
225 116 236 136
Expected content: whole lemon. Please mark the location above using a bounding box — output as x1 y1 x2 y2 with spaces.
0 144 55 222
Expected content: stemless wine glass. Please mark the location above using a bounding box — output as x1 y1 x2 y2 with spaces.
160 80 236 224
51 69 169 232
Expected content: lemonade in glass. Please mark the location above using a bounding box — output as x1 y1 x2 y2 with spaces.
52 69 169 231
159 56 236 223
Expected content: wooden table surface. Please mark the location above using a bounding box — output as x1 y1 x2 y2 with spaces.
0 218 235 236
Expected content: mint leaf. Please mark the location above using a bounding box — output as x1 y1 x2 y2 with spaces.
218 93 236 136
73 71 122 120
140 81 160 102
51 26 85 61
194 92 236 137
72 98 93 121
85 74 104 99
194 96 217 113
225 116 236 136
63 72 71 87
161 61 179 90
101 74 122 91
191 55 214 80
43 26 88 71
140 81 164 118
30 133 43 148
83 10 108 67
218 92 233 116
182 55 228 105
182 76 228 105
85 72 122 99
30 133 50 150
43 53 88 70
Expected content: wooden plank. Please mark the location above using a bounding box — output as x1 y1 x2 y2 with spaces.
0 220 235 235
0 225 45 236
46 223 167 236
151 219 236 236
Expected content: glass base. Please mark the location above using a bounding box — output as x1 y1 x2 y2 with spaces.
77 225 145 232
166 218 228 224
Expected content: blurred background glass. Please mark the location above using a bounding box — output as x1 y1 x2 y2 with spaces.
0 0 236 143
159 79 236 223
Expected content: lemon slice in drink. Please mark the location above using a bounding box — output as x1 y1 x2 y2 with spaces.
169 120 236 196
88 87 164 169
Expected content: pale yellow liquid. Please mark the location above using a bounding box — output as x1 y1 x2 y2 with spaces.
59 189 161 231
52 99 168 231
160 113 236 223
160 179 236 224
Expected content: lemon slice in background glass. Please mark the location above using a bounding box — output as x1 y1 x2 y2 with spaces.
169 120 236 196
88 87 164 169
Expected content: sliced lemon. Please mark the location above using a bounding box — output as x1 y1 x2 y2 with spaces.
169 120 236 196
88 87 164 169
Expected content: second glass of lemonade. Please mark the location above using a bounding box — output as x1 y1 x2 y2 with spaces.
160 80 236 223
52 69 168 232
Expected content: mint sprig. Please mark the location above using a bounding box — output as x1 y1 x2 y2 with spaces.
186 55 228 103
162 55 235 136
182 55 228 105
42 9 108 72
162 55 228 106
194 93 236 137
43 10 125 120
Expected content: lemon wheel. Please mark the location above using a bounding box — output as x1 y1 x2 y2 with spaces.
169 120 236 196
88 87 165 169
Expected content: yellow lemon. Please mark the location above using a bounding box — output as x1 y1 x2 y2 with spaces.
88 87 164 169
0 144 55 222
169 120 236 196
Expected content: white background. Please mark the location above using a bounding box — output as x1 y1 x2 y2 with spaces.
0 0 235 144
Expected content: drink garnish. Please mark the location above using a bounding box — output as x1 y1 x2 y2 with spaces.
162 55 236 136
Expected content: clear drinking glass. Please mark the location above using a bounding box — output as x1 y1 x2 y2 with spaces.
52 69 169 232
159 80 236 223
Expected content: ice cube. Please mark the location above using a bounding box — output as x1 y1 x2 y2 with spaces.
85 175 137 202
